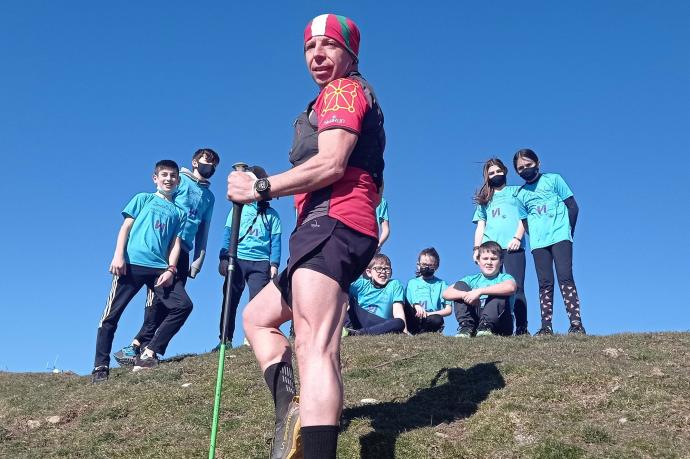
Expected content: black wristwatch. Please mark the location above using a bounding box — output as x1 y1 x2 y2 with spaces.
254 178 271 200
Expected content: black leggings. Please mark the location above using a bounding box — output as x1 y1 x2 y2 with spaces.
532 240 582 327
502 249 527 329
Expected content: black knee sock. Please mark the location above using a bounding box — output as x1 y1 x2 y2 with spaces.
263 362 296 420
302 425 338 459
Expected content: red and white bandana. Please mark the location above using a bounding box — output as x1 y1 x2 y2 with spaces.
304 14 360 60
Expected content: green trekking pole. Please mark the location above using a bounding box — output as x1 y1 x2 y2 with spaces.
208 162 248 459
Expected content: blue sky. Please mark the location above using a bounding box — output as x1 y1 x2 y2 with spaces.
1 1 688 374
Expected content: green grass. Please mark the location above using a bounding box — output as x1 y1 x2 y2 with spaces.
1 332 689 458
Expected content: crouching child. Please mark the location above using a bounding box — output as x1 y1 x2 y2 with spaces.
443 241 516 337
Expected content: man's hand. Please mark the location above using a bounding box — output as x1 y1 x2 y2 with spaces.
270 265 278 279
227 171 258 204
109 255 127 276
507 238 521 252
414 304 427 319
155 270 174 288
218 258 229 277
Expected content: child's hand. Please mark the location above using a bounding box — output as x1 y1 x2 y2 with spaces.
464 290 482 304
270 265 278 279
109 255 126 276
507 238 521 252
414 304 427 318
155 270 174 288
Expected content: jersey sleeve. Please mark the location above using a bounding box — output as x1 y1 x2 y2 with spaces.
499 273 516 283
472 205 486 223
553 174 574 201
122 193 149 219
314 77 369 134
376 199 389 222
391 280 405 303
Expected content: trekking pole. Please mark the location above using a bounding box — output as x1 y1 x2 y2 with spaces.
208 161 249 459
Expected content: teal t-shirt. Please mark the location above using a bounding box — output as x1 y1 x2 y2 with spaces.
175 172 215 253
473 186 526 250
349 277 404 320
123 193 186 269
516 173 574 250
458 272 515 309
223 202 282 266
405 276 451 312
376 197 389 222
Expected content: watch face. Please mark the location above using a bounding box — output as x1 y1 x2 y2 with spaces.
256 179 270 192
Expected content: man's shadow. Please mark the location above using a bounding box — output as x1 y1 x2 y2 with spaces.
341 362 505 458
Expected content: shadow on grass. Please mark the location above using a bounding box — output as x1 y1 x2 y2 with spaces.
342 362 505 458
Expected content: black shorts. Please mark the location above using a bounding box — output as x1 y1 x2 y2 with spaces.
274 215 377 307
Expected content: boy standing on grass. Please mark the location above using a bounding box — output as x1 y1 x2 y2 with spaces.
443 241 516 338
92 160 193 383
114 148 219 365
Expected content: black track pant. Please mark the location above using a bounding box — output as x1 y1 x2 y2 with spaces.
532 240 582 327
404 303 445 334
452 281 513 336
345 306 405 335
94 264 193 368
135 252 190 352
502 249 527 330
219 259 271 342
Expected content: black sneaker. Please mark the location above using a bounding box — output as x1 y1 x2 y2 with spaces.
91 366 109 384
132 353 159 372
114 344 140 366
475 322 494 337
455 324 475 338
568 322 587 335
270 396 302 459
535 325 554 336
514 326 530 336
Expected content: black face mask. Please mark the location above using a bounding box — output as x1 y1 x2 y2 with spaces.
519 166 539 182
419 266 435 277
197 163 216 179
488 174 506 187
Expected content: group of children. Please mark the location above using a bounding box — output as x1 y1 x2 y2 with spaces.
345 148 585 339
91 146 584 382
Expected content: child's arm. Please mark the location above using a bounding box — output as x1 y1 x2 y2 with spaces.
428 304 452 317
462 279 517 305
473 220 485 261
109 217 135 276
507 220 526 252
442 285 466 302
564 197 579 236
155 236 182 288
392 301 408 334
378 219 390 249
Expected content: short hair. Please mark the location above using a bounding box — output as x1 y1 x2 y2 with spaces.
193 148 220 165
155 159 179 174
418 247 440 266
368 253 391 269
477 241 503 260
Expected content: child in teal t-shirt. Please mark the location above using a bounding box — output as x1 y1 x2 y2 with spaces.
92 160 193 383
472 158 529 335
376 193 390 250
443 241 516 337
345 253 406 336
513 148 585 336
404 248 452 334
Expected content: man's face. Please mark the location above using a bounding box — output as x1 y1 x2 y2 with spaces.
304 35 355 87
478 251 501 277
153 168 179 193
366 262 392 287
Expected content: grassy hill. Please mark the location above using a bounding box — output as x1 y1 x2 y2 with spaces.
1 332 689 458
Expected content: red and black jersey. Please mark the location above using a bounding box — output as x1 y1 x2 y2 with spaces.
289 72 385 238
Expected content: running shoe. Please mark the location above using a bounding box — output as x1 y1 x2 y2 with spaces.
91 366 109 384
535 325 554 336
475 322 494 337
455 324 475 338
568 322 587 335
114 344 140 367
514 326 530 336
270 396 302 459
132 353 159 372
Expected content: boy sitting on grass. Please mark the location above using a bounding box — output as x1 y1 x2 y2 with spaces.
443 241 516 338
345 253 407 336
91 160 193 383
